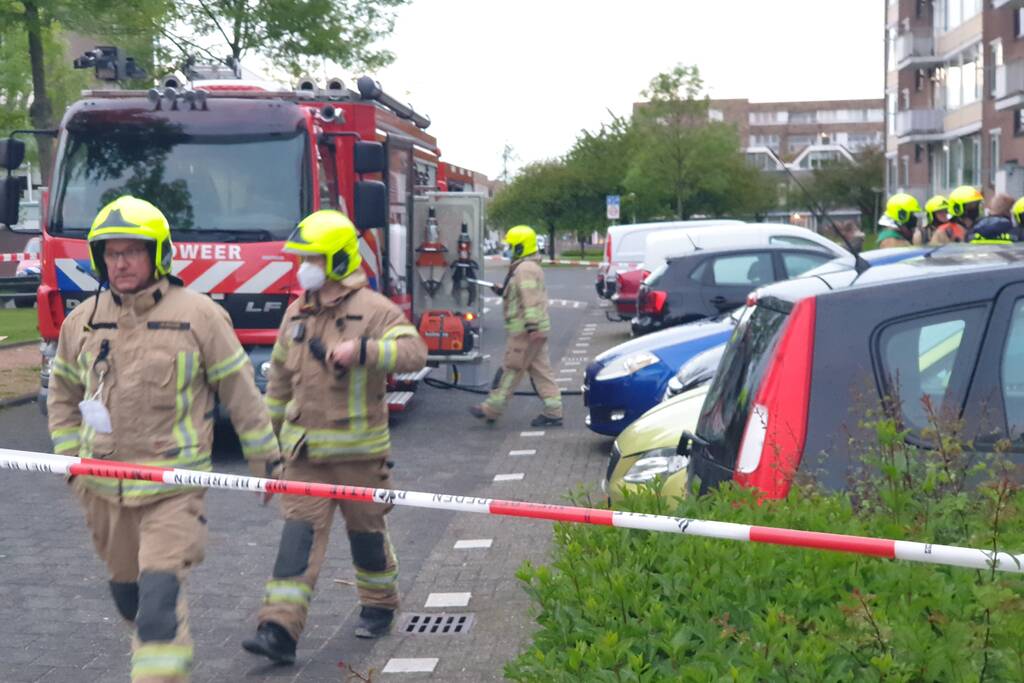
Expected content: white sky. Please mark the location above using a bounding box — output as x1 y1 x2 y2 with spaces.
332 0 885 180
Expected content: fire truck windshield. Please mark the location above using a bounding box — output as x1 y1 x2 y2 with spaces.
50 128 309 241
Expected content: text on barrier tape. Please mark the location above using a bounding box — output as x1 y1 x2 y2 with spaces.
1 448 1022 574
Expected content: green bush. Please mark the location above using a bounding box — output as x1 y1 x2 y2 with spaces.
506 414 1024 682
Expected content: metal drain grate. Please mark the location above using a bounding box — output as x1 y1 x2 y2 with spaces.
399 612 475 635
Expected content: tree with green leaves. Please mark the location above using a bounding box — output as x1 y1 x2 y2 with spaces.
487 160 585 255
2 0 166 182
804 145 885 230
168 0 409 76
625 64 776 220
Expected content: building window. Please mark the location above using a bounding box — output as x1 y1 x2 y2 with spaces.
1016 10 1024 40
708 108 724 122
868 108 885 123
848 131 883 150
901 156 910 186
990 130 1001 186
989 40 1003 99
749 111 787 125
948 139 962 185
787 135 814 153
749 134 780 151
929 143 948 194
966 135 980 186
943 0 981 32
887 92 897 136
944 45 983 110
888 157 898 194
1015 109 1024 137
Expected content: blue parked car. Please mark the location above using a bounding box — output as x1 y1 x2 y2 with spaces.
583 246 930 436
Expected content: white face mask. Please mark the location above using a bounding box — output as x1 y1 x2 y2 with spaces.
297 261 326 291
79 378 112 434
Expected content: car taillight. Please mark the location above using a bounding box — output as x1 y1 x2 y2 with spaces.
733 297 816 499
640 289 667 315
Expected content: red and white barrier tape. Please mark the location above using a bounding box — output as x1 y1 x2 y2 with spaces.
0 252 34 263
2 448 1021 573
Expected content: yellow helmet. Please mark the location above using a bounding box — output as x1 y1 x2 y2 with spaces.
505 224 538 259
284 210 361 280
1013 197 1024 227
924 195 948 225
88 196 172 281
883 193 922 227
948 185 983 218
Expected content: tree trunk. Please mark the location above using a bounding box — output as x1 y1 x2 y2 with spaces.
24 1 54 185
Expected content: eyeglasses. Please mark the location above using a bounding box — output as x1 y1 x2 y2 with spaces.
104 247 149 263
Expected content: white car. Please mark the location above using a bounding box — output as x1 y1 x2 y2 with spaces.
598 219 744 298
641 223 847 273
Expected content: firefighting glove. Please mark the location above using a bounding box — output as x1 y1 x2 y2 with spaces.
491 284 504 296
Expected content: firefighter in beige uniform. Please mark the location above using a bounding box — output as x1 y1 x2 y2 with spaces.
47 196 280 683
242 210 428 664
470 225 563 427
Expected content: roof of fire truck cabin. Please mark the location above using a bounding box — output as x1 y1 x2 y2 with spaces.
62 96 309 138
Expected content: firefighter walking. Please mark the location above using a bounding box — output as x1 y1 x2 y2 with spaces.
470 225 563 428
47 196 280 682
242 210 427 664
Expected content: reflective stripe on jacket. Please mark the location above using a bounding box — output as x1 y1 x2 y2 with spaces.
502 256 550 334
266 271 428 461
47 278 278 505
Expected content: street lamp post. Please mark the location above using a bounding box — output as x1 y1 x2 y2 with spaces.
626 192 637 224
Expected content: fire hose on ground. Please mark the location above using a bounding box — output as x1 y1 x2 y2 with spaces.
1 448 1022 574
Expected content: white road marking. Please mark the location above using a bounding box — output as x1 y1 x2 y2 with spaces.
454 539 493 549
383 658 439 673
520 431 545 437
509 449 536 456
559 368 576 374
426 592 472 607
556 378 573 383
493 473 525 482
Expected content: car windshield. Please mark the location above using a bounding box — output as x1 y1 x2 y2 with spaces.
52 128 308 240
696 302 790 460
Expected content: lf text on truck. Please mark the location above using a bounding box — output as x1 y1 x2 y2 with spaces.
0 47 488 415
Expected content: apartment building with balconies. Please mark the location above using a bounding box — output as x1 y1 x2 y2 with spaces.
704 98 885 165
885 0 1024 204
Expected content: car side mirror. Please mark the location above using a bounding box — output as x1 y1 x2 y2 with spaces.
676 430 707 457
0 176 23 227
354 180 387 230
353 141 385 175
0 138 26 171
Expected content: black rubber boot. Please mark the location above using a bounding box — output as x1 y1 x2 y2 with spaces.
242 622 297 665
354 606 394 639
530 414 563 427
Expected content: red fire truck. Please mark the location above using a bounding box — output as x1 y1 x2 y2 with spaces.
0 54 486 413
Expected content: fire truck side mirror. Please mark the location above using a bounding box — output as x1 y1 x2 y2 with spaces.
353 141 386 175
354 180 387 231
0 176 23 227
0 138 26 170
